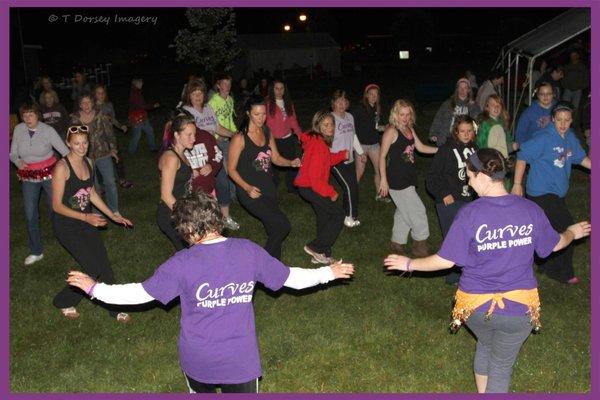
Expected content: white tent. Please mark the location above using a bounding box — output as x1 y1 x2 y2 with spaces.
493 8 590 123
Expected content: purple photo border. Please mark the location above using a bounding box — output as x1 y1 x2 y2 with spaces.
1 0 596 398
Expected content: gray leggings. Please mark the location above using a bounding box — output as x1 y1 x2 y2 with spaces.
466 312 532 393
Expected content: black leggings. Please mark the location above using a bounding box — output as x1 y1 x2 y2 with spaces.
185 375 258 393
298 187 345 257
157 202 188 251
52 219 119 316
237 189 291 260
528 194 575 282
331 161 359 218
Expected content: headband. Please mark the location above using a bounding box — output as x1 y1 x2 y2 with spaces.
364 83 380 93
551 102 574 116
468 152 506 180
456 77 471 88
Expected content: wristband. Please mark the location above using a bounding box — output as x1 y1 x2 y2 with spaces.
405 258 413 273
86 282 97 299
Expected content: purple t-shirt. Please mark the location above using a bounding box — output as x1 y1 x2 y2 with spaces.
142 238 290 384
438 195 560 316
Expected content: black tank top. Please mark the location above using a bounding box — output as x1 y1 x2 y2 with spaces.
386 128 417 190
53 157 94 226
165 149 193 200
236 128 276 198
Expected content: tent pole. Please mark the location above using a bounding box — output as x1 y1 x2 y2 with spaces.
513 53 520 118
506 52 512 117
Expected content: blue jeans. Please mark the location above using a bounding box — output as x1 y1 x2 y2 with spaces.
128 119 155 154
22 179 53 255
436 200 466 284
94 156 119 213
215 140 235 206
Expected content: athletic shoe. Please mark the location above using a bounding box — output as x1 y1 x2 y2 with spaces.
24 254 44 266
224 216 240 230
567 276 580 285
344 216 361 227
116 312 132 323
119 179 134 189
375 195 391 203
303 245 330 264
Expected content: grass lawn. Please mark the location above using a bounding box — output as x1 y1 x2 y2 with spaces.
8 85 590 393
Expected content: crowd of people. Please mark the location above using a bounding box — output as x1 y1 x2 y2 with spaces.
10 55 591 393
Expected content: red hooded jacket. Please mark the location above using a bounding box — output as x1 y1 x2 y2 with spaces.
294 132 347 200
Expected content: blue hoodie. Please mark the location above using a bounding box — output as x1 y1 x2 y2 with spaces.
514 100 554 145
517 123 586 198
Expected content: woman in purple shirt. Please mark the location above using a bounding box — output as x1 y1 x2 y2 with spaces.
384 148 590 393
66 190 354 393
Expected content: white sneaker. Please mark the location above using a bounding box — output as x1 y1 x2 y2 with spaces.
303 245 330 264
24 254 44 266
344 216 361 228
224 216 240 230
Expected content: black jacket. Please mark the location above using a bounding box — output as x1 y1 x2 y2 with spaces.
426 139 476 203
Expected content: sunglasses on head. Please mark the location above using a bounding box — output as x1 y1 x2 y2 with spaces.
67 125 89 134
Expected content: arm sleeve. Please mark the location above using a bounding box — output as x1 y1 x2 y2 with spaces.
426 150 450 201
308 148 337 199
488 125 509 158
9 130 21 166
353 134 364 155
516 134 543 162
283 267 335 290
569 134 587 164
429 103 446 142
102 117 118 150
514 112 529 144
92 282 155 305
289 107 302 135
330 150 348 166
48 127 70 156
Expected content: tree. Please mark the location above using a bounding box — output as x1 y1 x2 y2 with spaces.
174 8 240 74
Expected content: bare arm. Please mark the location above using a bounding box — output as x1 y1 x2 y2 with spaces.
580 156 591 170
215 123 235 138
378 127 396 197
227 134 252 192
552 221 591 252
384 253 455 272
159 153 179 209
413 129 438 154
511 159 527 196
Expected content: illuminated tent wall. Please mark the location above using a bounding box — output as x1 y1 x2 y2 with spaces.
494 8 590 128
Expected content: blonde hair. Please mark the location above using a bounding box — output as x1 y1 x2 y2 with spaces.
40 89 60 106
388 99 416 129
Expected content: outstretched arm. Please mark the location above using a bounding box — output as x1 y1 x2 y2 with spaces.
284 261 354 290
67 271 155 304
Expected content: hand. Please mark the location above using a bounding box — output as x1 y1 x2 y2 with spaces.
344 150 349 160
511 184 523 197
192 169 200 178
290 158 301 168
67 271 96 294
246 185 262 199
359 153 368 163
384 254 411 271
379 180 389 198
512 142 519 151
121 125 128 133
430 136 438 143
110 149 119 163
17 160 29 170
199 163 212 176
153 102 160 109
567 221 591 240
443 194 455 206
329 260 354 279
84 213 107 227
331 192 339 202
112 214 133 228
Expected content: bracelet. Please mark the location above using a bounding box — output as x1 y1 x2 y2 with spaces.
405 258 413 273
86 282 97 298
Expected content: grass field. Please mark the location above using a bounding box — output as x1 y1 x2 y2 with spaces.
8 80 591 393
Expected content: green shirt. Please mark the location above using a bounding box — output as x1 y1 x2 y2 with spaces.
208 94 236 133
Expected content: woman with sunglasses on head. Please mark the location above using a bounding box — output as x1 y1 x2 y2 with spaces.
51 125 133 322
385 148 591 393
71 94 122 216
157 112 197 251
66 190 354 393
228 95 301 260
514 82 555 146
10 103 70 266
512 101 591 284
